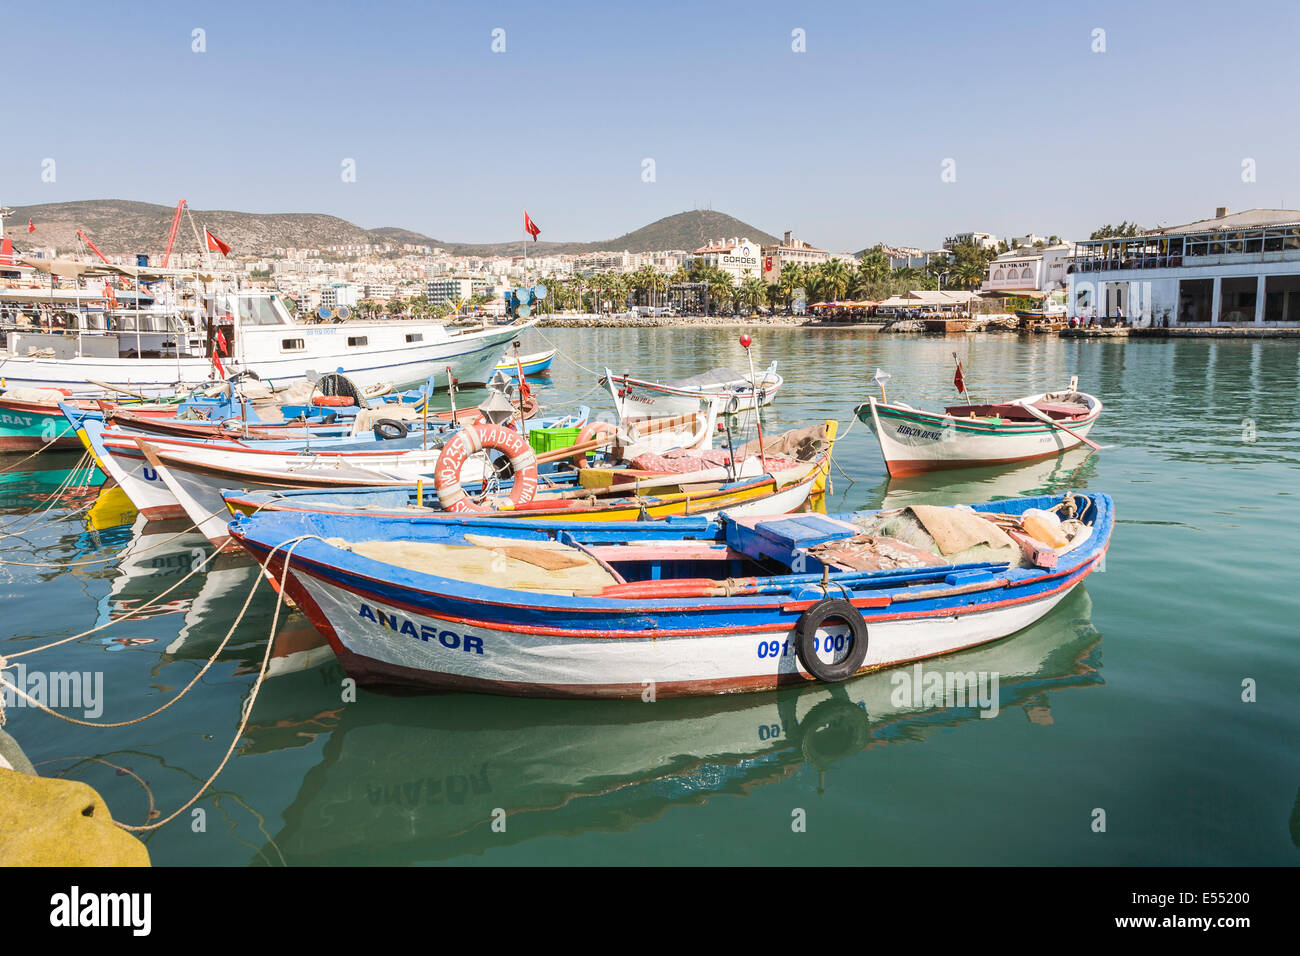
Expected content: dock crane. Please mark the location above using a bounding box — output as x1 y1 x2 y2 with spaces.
162 198 187 267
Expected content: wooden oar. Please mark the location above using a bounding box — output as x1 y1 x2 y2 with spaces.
87 379 152 402
1016 401 1101 452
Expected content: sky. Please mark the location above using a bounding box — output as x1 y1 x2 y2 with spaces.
4 0 1299 251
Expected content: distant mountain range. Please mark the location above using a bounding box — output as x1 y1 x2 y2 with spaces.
3 201 784 259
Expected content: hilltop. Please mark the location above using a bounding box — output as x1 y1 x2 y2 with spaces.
5 201 786 259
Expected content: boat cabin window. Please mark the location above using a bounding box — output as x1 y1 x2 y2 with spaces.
348 335 368 347
237 295 286 327
281 338 305 351
406 333 423 343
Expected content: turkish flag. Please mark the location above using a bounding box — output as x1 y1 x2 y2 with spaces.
954 362 965 394
215 329 229 354
27 218 35 233
205 228 231 256
524 211 540 242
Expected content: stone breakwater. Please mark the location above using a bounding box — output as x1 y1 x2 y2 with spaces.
538 313 1022 331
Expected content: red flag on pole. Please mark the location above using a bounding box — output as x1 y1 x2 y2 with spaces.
523 211 540 242
954 361 965 394
211 353 226 378
27 218 35 233
215 329 229 354
204 228 231 256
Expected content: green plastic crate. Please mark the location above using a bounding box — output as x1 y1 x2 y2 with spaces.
527 426 583 456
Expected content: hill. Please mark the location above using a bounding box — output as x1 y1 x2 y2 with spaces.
439 211 781 257
5 201 786 258
6 200 374 259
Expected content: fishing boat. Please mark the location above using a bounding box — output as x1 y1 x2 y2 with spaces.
159 420 835 549
494 348 556 378
228 490 1113 698
0 287 535 396
857 378 1103 477
604 361 781 418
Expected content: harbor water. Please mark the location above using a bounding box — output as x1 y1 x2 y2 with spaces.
2 329 1297 865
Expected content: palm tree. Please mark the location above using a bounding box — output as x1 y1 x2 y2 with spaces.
955 261 986 290
778 263 804 311
821 258 851 301
740 276 767 314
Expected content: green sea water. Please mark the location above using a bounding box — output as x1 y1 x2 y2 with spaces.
2 329 1297 866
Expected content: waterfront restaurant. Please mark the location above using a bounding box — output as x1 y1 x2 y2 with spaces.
1067 208 1300 327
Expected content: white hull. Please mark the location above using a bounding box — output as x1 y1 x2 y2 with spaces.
297 571 1077 695
865 391 1102 477
158 447 821 551
0 319 531 395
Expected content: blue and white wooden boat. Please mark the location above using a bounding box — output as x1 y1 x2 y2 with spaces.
228 491 1113 699
494 349 556 379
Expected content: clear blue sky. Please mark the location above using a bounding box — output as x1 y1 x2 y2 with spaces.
5 0 1298 250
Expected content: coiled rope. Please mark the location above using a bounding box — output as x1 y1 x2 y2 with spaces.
0 532 326 832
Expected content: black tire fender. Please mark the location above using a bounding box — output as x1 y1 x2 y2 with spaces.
794 598 868 683
372 418 408 440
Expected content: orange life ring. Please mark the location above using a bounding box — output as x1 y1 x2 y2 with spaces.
434 423 539 513
571 421 616 469
311 394 355 407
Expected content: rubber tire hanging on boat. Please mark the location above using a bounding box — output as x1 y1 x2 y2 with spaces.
372 419 407 441
794 598 869 683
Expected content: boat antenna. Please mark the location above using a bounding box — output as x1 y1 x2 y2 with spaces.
740 334 767 473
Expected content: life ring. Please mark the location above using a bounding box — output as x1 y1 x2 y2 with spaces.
794 598 869 683
311 394 355 407
372 418 407 441
571 421 617 469
434 423 538 513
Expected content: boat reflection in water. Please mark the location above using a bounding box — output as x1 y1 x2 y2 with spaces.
873 446 1100 511
0 455 107 514
95 515 334 677
255 588 1103 864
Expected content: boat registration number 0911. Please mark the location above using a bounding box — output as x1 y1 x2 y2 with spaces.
756 629 850 659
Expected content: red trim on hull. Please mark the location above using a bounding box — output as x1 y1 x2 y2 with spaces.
885 447 1077 477
0 436 82 452
139 503 187 520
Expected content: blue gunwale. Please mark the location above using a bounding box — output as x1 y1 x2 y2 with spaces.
229 493 1113 637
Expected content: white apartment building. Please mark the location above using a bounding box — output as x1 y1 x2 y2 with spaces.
426 276 490 305
944 231 998 251
884 246 952 270
692 237 763 285
982 244 1076 294
1067 207 1300 327
761 231 829 283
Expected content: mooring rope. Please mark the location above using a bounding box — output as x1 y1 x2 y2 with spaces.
0 503 231 569
0 532 326 831
115 534 323 833
2 539 226 661
528 327 603 377
0 429 77 472
36 755 158 824
0 451 98 539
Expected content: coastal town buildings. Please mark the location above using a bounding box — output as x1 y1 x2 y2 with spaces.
760 232 829 283
982 243 1076 295
883 245 952 270
1067 208 1300 327
944 231 998 251
691 237 763 285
